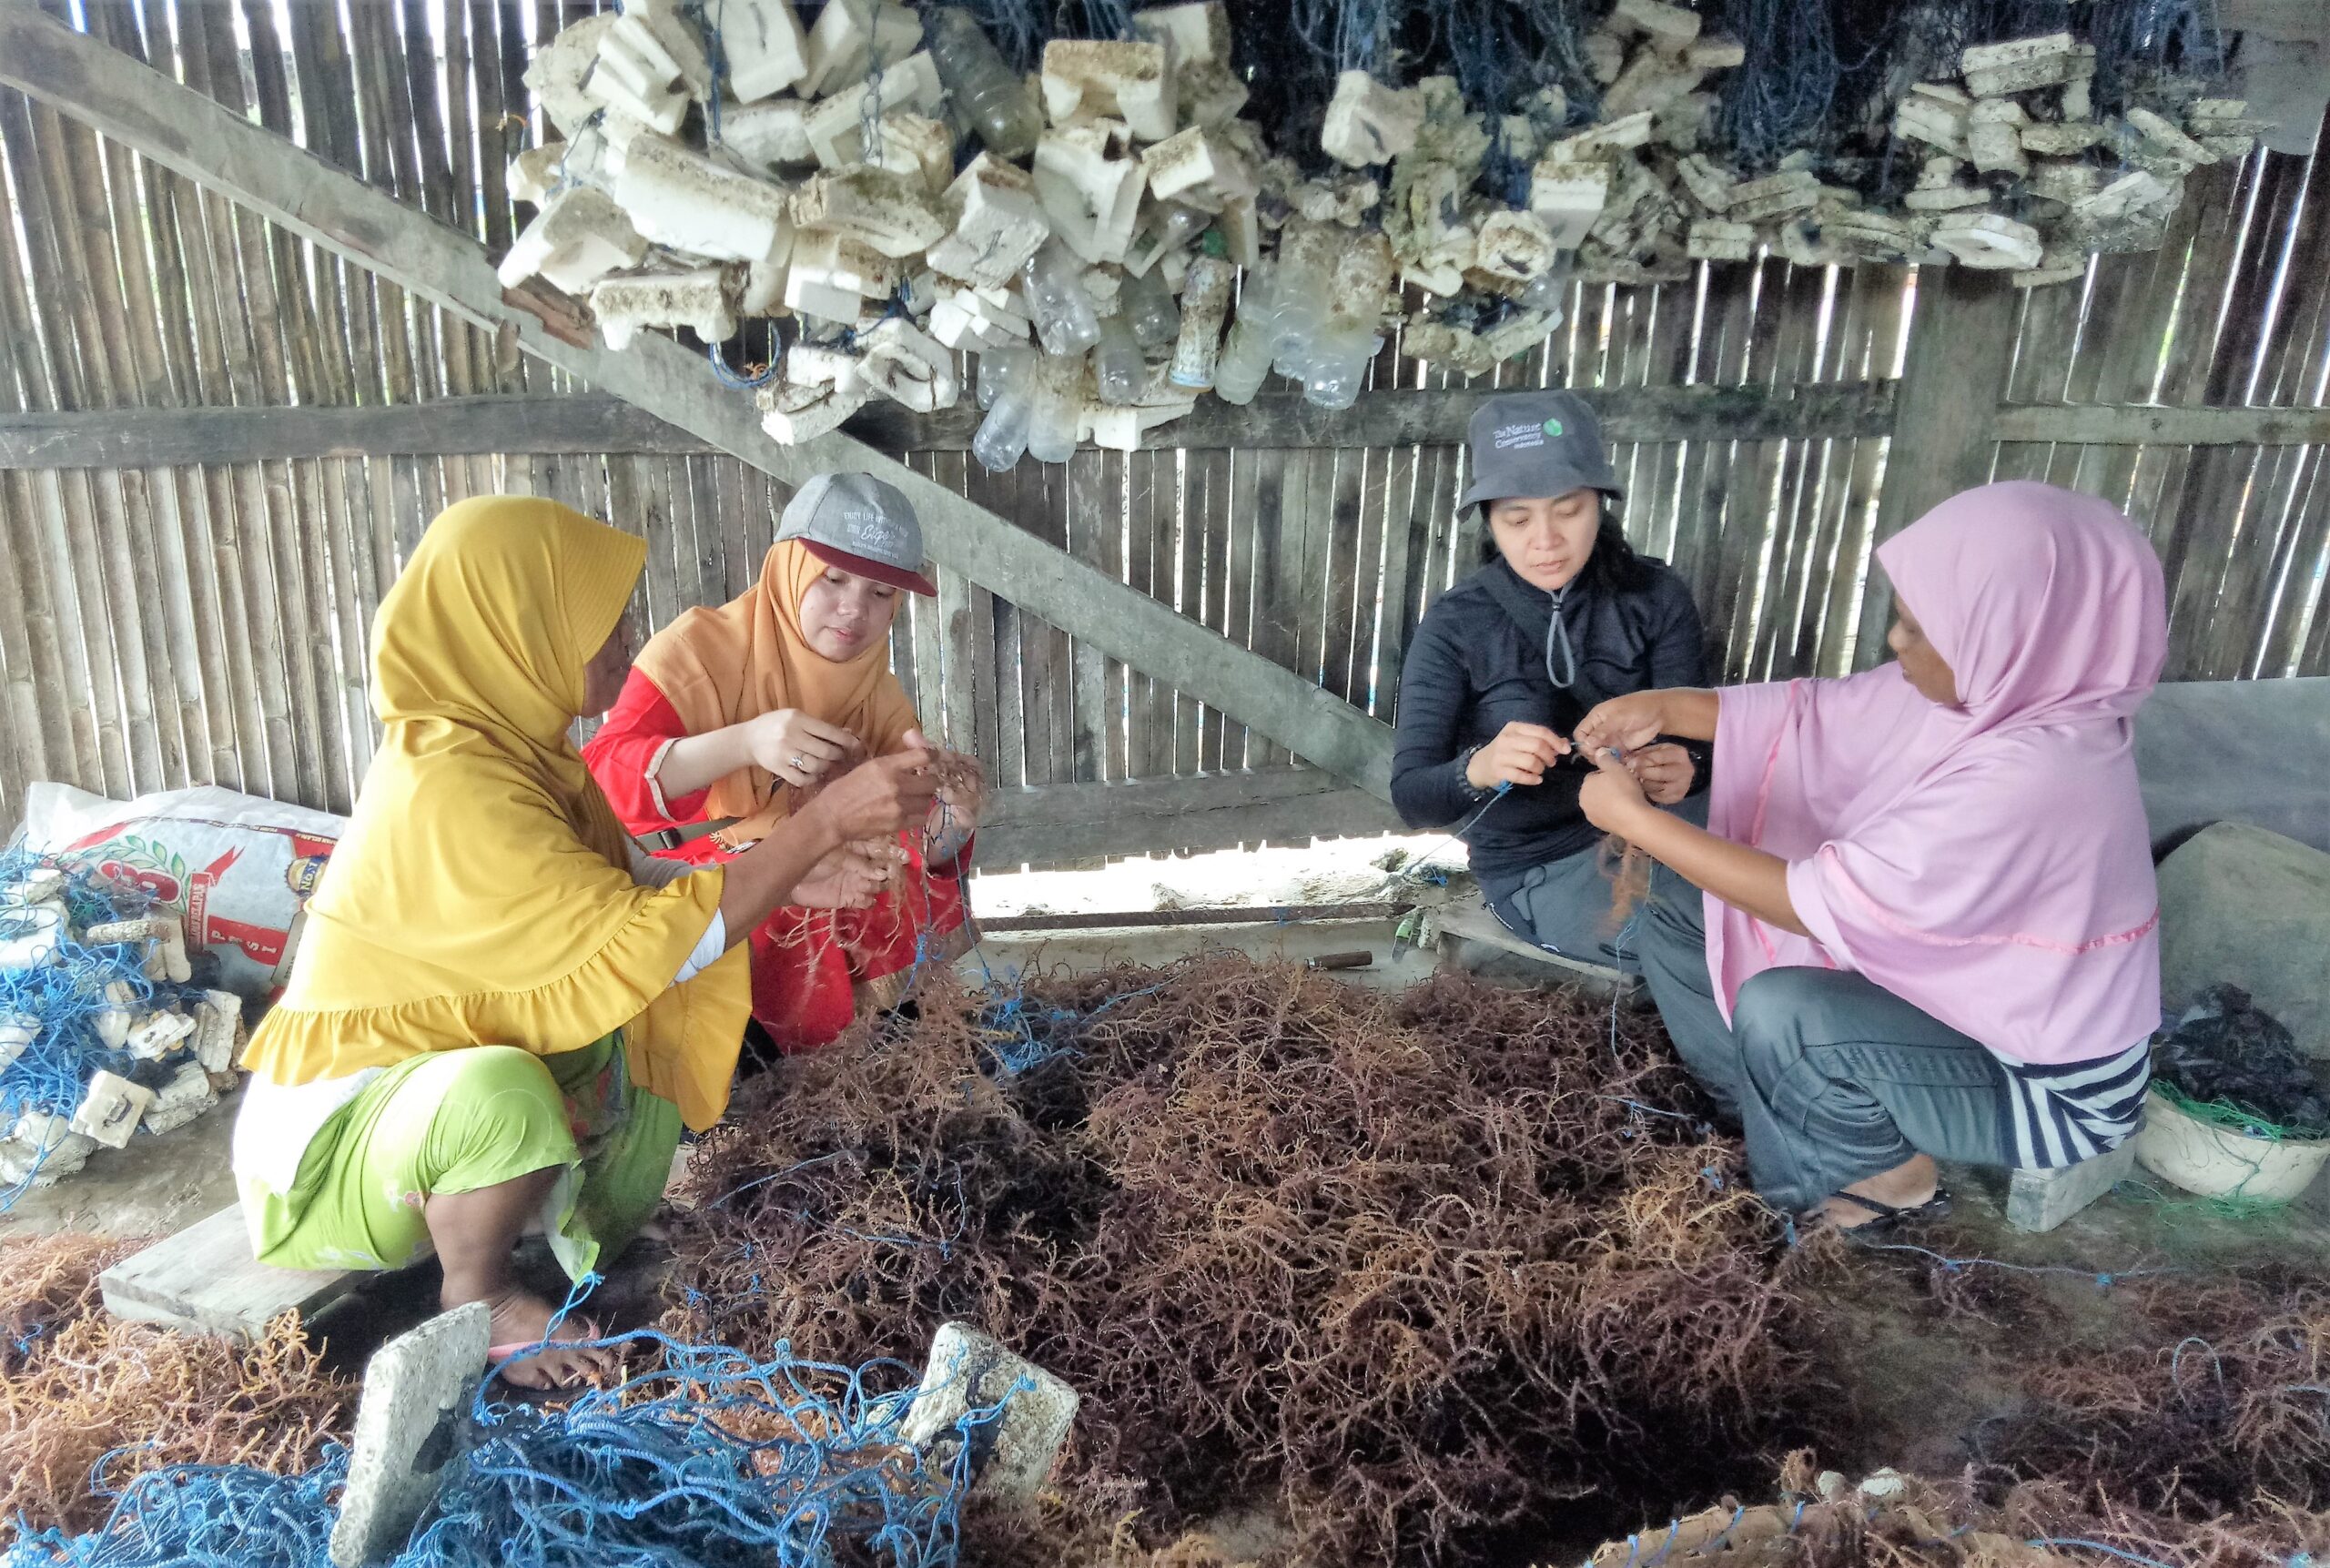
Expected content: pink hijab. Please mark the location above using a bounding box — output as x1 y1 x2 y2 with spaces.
1704 481 2168 1065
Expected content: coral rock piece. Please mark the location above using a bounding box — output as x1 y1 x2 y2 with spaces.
718 0 809 102
794 165 950 258
606 130 790 261
1321 70 1425 167
1033 123 1147 264
496 186 649 294
591 265 742 349
1042 39 1176 142
1930 211 2045 268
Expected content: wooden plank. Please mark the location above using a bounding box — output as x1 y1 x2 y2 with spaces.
977 768 1405 869
1221 445 1259 763
0 6 1398 794
1989 402 2330 446
1851 265 2021 669
1194 448 1231 770
1121 449 1160 777
99 1204 366 1340
1065 448 1109 783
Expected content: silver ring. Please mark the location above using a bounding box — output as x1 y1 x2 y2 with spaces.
788 754 807 772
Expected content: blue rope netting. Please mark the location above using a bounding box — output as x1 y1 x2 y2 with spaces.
3 1328 1019 1568
0 847 195 1210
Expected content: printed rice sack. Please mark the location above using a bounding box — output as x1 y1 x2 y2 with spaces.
18 783 345 1002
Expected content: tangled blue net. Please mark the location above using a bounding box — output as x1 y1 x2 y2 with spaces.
3 1329 1016 1568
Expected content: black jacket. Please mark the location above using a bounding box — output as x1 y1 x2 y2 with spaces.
1390 555 1709 887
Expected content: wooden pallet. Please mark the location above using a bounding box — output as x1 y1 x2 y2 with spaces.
99 1203 362 1340
1433 893 1638 999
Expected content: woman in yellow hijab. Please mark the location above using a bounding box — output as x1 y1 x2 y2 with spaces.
232 497 937 1386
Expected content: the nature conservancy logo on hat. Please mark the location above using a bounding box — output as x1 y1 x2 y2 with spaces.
1493 420 1549 450
1544 416 1565 437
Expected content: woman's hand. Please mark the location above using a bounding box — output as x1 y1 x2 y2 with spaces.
1465 722 1571 790
1626 743 1696 805
1571 691 1670 758
792 837 906 910
930 752 986 832
1579 745 1655 835
742 708 862 791
804 737 942 843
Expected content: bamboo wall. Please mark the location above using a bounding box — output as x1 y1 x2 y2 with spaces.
1 0 2325 852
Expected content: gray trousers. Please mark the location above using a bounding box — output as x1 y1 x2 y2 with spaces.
1635 864 2011 1213
1494 795 1708 974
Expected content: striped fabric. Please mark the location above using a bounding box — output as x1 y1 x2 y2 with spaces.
1997 1037 2153 1169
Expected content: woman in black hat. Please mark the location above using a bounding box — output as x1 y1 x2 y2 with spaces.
1390 390 1710 970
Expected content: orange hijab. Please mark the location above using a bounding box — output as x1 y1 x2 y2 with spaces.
633 538 920 842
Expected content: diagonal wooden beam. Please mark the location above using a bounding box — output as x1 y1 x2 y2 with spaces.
0 2 1396 797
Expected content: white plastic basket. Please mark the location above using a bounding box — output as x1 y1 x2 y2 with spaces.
2132 1087 2330 1205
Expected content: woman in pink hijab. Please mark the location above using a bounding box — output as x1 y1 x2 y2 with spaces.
1568 482 2168 1229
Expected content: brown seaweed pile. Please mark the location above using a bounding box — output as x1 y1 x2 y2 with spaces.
0 1231 356 1535
664 955 1814 1566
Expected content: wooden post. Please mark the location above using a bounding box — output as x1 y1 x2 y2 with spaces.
1852 266 2021 669
0 2 1396 797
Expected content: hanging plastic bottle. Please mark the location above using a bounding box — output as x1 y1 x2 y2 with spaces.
1125 202 1208 277
1092 313 1145 405
1518 248 1576 328
1170 257 1236 391
971 348 1034 471
1025 357 1084 463
925 8 1044 163
1021 240 1103 359
1119 265 1180 349
1210 263 1280 404
1300 319 1381 410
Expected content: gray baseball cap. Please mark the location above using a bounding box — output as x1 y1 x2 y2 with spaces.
1457 390 1623 511
778 472 937 596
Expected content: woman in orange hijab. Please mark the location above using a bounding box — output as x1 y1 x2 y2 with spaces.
585 474 983 1053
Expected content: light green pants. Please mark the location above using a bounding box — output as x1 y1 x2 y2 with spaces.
241 1035 680 1284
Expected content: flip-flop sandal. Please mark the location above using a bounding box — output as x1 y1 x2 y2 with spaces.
1819 1187 1952 1237
487 1320 608 1390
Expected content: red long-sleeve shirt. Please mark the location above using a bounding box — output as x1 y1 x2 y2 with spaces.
583 668 968 1052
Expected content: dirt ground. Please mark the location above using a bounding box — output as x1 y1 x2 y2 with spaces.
7 898 2325 1531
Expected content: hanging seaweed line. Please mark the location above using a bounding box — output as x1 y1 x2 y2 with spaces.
3 1320 1023 1568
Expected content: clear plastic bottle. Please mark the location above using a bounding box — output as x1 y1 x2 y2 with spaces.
1170 257 1236 391
1021 240 1102 359
1300 320 1381 410
1025 358 1083 463
1119 265 1180 348
1518 248 1576 327
1209 264 1282 403
971 347 1034 470
925 8 1043 163
1092 313 1145 405
1126 202 1208 277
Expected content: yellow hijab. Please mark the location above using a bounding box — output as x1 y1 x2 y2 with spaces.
242 497 752 1131
631 539 921 843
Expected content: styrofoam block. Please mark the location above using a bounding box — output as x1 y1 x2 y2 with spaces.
795 166 949 258
1603 53 1706 119
196 989 243 1075
1724 167 1819 222
508 144 566 206
1527 162 1610 250
143 1060 218 1137
721 0 808 102
1292 175 1381 226
1320 70 1423 167
0 902 63 969
1132 2 1231 67
2072 169 2173 223
72 1069 155 1149
1471 208 1557 281
1584 29 1626 84
792 227 907 298
1931 210 2045 268
607 131 789 261
757 379 871 443
927 155 1053 288
873 112 957 193
1034 125 1146 264
593 15 694 135
524 15 615 139
1139 124 1253 212
591 266 743 349
2020 119 2108 156
798 0 919 99
2011 250 2091 288
1654 89 1718 152
497 187 651 294
1687 34 1747 69
858 318 960 413
0 1012 35 1074
798 54 939 167
741 227 796 316
1042 39 1176 142
720 98 814 170
1175 59 1250 131
1960 32 2092 97
1902 177 1990 212
1676 153 1737 211
1686 218 1757 260
2124 106 2218 167
6 867 65 903
1968 97 2031 176
126 1010 198 1062
1082 399 1196 451
1609 0 1701 49
330 1304 491 1568
1895 84 1971 157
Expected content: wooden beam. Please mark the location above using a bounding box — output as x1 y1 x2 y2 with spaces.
1852 266 2021 669
0 4 1394 796
0 380 1902 470
976 767 1405 868
1990 401 2330 447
